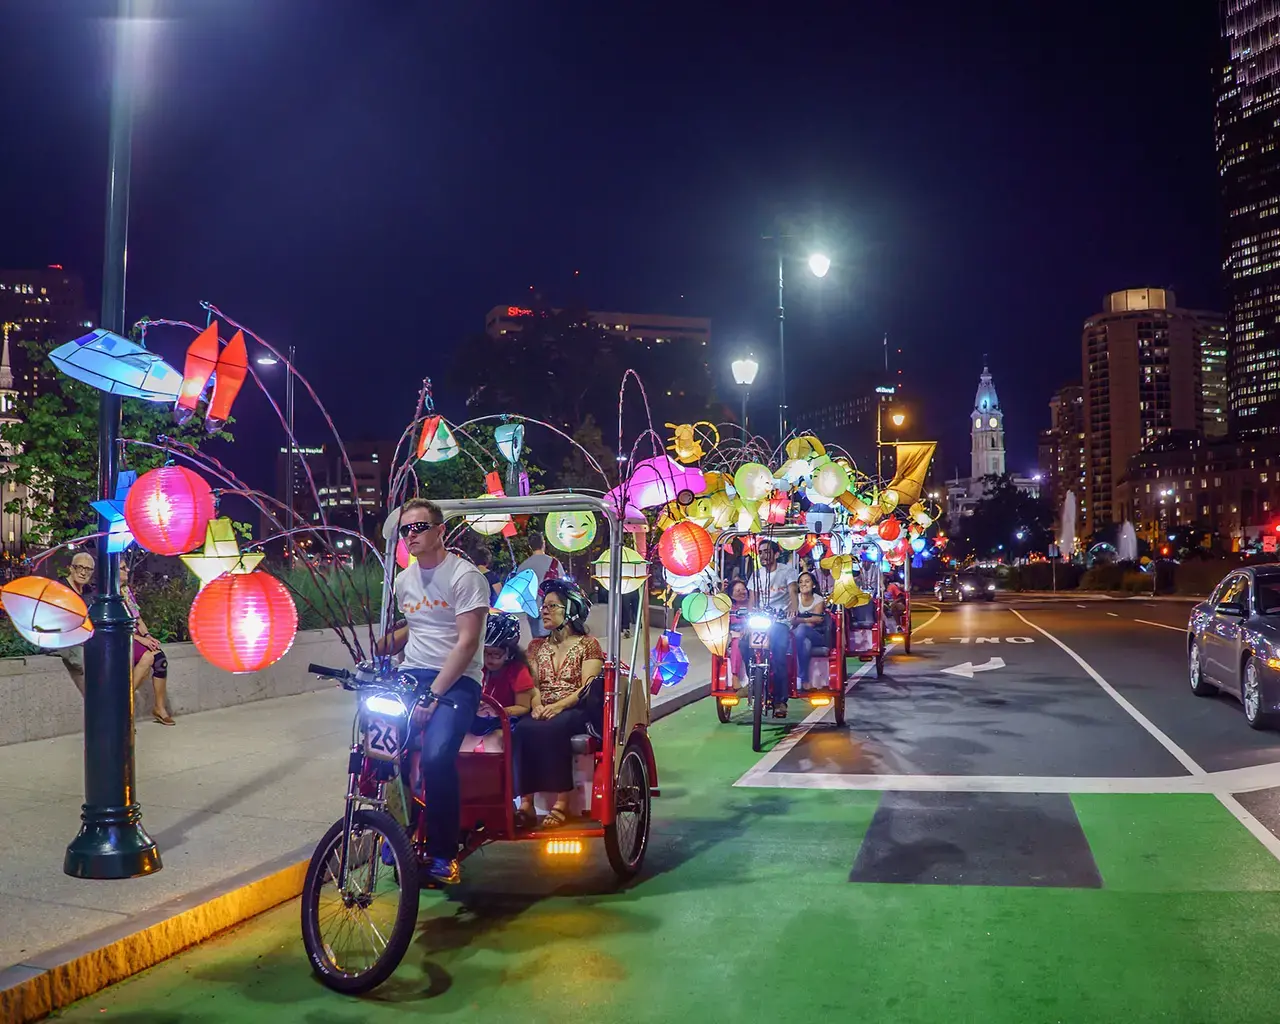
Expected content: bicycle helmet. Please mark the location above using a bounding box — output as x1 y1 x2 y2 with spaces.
537 576 591 632
484 612 521 650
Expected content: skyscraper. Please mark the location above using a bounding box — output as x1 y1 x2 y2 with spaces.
1218 1 1280 435
1082 289 1211 533
1039 383 1086 524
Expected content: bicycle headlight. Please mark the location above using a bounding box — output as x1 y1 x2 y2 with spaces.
747 614 773 631
364 694 408 717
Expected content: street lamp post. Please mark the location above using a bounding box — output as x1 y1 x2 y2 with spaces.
767 236 829 441
257 345 296 523
876 392 905 482
65 0 161 880
731 354 759 434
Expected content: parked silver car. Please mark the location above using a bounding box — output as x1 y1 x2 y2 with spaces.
1188 566 1280 729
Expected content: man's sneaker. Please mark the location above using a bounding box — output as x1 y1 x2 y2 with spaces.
422 857 461 888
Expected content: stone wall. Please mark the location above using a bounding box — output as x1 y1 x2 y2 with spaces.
0 629 357 746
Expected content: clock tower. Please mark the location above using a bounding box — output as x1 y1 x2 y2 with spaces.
970 364 1005 481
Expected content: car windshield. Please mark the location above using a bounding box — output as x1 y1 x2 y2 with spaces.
1257 579 1280 616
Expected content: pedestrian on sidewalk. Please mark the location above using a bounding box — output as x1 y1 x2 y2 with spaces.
517 531 560 640
56 550 96 694
120 563 174 725
376 498 488 887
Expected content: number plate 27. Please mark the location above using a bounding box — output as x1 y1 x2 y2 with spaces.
362 715 402 762
749 630 770 649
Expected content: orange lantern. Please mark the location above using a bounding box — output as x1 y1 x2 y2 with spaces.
878 518 902 542
205 329 247 432
125 466 216 555
189 570 298 673
174 322 219 425
762 494 789 525
658 521 714 575
0 576 93 649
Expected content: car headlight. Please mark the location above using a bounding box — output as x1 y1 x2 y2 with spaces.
962 584 974 592
364 694 407 717
987 584 996 591
747 614 773 631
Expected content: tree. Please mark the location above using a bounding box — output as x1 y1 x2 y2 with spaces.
0 336 233 546
558 414 616 491
958 474 1054 559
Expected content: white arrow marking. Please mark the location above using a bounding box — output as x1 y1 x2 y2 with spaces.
941 657 1006 679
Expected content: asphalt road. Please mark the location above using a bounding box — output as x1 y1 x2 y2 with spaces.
54 599 1280 1023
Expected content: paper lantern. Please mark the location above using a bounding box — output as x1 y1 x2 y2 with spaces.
605 456 706 515
734 499 760 534
665 564 718 596
417 416 458 462
911 537 927 553
395 536 410 569
180 517 265 589
495 423 525 464
49 329 182 402
828 575 865 609
878 518 901 541
189 570 297 673
881 488 900 510
666 421 718 464
778 534 805 551
651 630 690 688
494 569 540 617
205 329 248 432
779 458 813 484
175 322 219 425
811 462 850 502
761 494 790 525
733 463 774 502
466 495 513 536
785 435 826 461
90 469 137 554
692 611 731 657
546 510 597 553
125 466 215 556
863 543 882 561
659 521 713 575
593 546 648 594
807 506 835 534
681 591 731 624
1 576 93 649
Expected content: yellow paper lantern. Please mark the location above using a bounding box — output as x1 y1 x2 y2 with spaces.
829 575 865 608
734 498 760 533
785 435 826 461
692 611 731 657
880 488 900 510
811 462 850 502
778 535 805 551
592 546 648 594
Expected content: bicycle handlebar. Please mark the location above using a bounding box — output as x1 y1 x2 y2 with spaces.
308 663 458 710
309 663 352 682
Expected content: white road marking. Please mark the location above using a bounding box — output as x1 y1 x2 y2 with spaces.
1107 612 1119 617
734 606 942 783
1134 618 1186 633
1009 607 1203 776
942 657 1005 679
1077 604 1087 608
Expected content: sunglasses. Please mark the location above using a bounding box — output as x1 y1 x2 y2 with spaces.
398 521 441 538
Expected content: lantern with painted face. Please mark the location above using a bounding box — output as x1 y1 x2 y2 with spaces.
545 510 597 553
733 463 775 502
810 461 850 502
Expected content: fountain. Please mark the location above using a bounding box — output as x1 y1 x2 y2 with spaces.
1059 491 1077 562
1117 521 1138 563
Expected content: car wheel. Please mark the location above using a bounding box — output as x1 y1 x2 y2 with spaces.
1189 640 1214 697
1243 657 1271 730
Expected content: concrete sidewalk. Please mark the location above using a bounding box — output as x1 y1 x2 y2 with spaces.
0 614 708 1023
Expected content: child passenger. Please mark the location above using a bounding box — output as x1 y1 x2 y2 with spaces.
471 613 534 737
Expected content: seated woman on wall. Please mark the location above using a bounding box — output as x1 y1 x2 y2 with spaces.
512 578 603 830
121 562 174 725
471 613 534 738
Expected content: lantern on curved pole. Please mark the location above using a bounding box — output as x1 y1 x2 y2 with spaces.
1 577 93 649
124 466 216 556
189 570 298 673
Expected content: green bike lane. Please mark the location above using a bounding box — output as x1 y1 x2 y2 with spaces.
53 697 1280 1023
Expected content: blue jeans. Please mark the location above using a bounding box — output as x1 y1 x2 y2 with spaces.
401 668 482 860
737 622 791 703
792 623 825 682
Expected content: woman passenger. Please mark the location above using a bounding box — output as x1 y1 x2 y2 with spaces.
512 578 603 829
726 577 752 685
790 570 826 684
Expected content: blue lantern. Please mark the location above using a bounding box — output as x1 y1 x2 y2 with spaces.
89 469 138 554
493 568 539 617
911 537 926 553
862 543 882 562
651 629 690 688
495 422 525 464
49 329 182 402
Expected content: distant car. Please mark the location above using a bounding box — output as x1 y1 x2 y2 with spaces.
934 574 993 602
1188 565 1280 729
960 572 998 601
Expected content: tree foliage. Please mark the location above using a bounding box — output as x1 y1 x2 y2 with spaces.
958 473 1055 558
0 336 233 545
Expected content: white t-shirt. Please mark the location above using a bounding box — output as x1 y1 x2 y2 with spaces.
754 562 798 616
393 552 490 682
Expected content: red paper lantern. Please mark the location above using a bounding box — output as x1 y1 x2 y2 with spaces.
878 518 902 541
762 494 789 525
658 521 714 575
189 570 298 673
125 466 216 555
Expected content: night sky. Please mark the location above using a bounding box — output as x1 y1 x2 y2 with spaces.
0 1 1222 488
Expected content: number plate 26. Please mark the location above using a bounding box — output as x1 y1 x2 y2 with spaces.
362 715 402 762
749 630 770 649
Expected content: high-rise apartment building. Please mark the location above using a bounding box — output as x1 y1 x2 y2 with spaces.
1218 0 1280 435
1082 289 1223 533
0 268 91 405
1039 383 1086 522
1200 315 1230 438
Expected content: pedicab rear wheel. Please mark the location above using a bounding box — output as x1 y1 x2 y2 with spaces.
716 699 732 724
750 665 765 752
605 743 651 879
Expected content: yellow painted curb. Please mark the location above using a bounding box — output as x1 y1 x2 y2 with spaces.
0 856 308 1024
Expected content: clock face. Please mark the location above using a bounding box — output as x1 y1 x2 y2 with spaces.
988 416 998 428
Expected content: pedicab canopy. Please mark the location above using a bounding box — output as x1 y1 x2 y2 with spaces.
636 429 939 658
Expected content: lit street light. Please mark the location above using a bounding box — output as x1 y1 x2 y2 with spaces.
731 353 759 434
766 234 832 440
808 253 831 278
257 346 296 523
876 392 905 482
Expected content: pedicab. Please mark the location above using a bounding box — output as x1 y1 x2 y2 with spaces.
300 492 657 995
708 525 850 751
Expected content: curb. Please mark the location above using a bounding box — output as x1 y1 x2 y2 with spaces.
0 846 310 1024
0 684 707 1022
